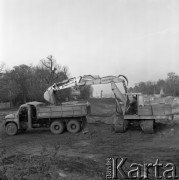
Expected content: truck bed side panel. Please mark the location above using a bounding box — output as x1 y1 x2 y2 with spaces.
37 104 87 119
37 107 52 118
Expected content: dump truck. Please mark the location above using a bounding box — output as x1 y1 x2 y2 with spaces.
4 101 90 135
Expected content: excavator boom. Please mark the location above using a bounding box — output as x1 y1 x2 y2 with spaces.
44 75 128 105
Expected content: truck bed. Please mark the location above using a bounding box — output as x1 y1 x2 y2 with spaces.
36 102 90 119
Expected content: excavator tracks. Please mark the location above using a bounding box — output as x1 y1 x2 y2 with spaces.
114 117 128 133
140 120 154 134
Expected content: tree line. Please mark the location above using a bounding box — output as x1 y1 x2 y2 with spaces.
128 72 179 96
0 55 91 106
1 56 177 105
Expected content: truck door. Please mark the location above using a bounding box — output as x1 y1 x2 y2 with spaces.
19 106 28 129
30 105 37 123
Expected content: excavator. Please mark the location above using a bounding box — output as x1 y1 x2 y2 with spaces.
43 74 171 134
44 75 162 133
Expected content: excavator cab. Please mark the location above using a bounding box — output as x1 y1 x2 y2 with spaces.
125 93 143 115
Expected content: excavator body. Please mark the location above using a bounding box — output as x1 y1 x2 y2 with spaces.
115 93 173 133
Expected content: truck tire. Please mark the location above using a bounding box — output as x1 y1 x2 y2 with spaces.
50 121 65 134
67 120 81 133
6 123 18 136
114 119 128 133
140 120 154 134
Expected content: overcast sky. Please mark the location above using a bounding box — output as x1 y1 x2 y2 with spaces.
0 0 179 95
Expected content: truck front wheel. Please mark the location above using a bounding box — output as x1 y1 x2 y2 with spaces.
50 121 65 134
6 123 18 136
67 120 81 133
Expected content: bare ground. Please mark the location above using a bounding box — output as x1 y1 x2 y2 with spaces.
0 99 179 179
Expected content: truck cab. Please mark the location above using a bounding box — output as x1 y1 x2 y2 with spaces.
4 102 44 135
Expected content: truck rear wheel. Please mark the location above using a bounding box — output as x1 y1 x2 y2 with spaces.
50 121 65 134
140 120 154 134
67 120 81 133
6 123 18 136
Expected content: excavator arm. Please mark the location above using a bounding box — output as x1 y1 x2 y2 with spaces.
44 75 128 113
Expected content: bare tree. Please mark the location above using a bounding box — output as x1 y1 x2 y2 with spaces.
62 66 70 77
0 63 5 73
40 55 59 85
166 72 179 96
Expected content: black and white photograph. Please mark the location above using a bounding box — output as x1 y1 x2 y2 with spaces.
0 0 179 179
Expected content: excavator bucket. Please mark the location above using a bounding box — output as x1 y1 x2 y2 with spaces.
44 88 56 104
